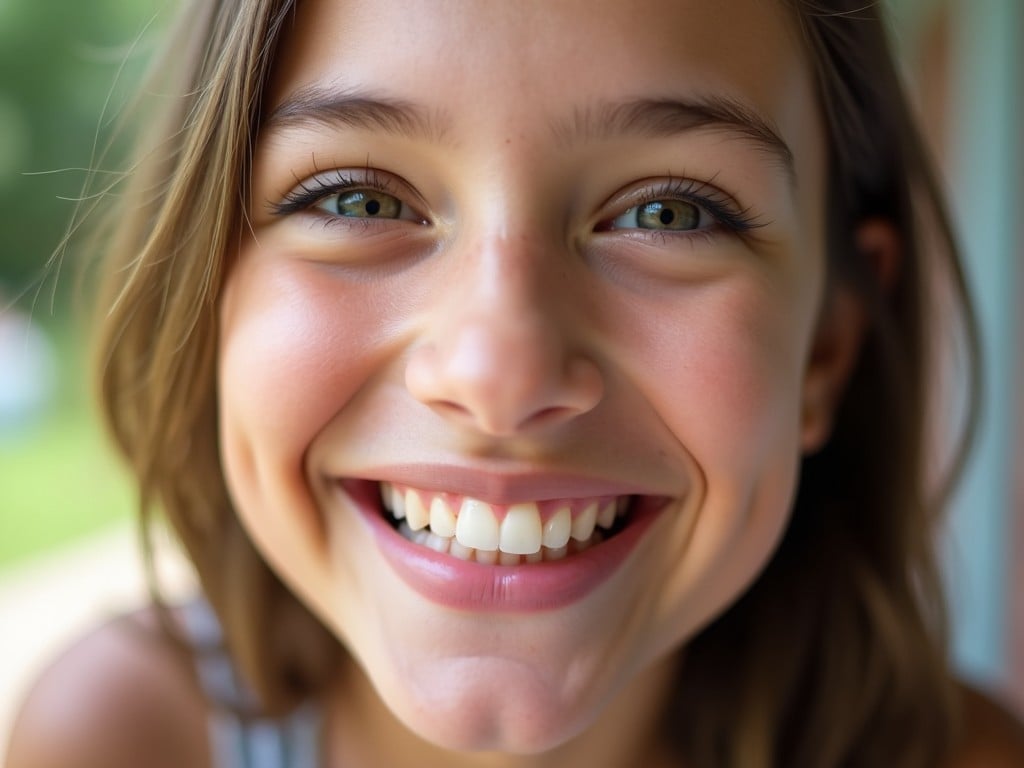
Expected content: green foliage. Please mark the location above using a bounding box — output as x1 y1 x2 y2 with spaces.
0 393 133 567
0 321 133 566
0 0 169 303
0 1 170 564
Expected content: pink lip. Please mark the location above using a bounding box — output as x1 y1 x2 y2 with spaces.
340 477 669 613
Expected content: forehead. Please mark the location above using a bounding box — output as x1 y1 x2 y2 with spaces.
266 0 816 156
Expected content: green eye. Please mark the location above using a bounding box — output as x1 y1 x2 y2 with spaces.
632 200 700 231
321 189 405 219
596 179 761 238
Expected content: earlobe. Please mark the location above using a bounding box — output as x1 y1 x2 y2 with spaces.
800 218 902 454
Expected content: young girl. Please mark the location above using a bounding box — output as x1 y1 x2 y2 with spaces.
8 1 1024 766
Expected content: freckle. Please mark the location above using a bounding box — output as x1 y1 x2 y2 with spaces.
505 138 511 144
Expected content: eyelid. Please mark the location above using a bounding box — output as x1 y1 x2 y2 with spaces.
269 167 428 222
597 176 762 234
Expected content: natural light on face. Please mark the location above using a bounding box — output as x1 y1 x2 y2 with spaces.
217 0 830 756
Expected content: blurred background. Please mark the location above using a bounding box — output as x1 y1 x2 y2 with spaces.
0 0 154 556
0 0 197 753
0 0 1021 756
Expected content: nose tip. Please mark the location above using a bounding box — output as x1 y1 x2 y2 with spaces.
405 323 604 436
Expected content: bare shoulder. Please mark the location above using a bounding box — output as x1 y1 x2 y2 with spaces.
944 683 1024 768
4 606 211 768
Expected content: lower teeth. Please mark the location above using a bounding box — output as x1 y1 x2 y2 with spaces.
397 521 604 564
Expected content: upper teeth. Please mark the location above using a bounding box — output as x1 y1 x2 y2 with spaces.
380 482 627 557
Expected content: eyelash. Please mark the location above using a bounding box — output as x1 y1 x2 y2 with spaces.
601 177 762 236
270 168 407 219
269 170 762 236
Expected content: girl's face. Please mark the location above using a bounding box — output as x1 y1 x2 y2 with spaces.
220 0 841 755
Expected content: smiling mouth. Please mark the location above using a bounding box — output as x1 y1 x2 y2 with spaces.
378 482 633 566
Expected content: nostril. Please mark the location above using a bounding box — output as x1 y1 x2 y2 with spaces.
518 406 584 431
434 400 473 420
429 401 570 437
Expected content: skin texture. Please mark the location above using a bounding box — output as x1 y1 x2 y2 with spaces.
5 3 1024 768
217 1 841 765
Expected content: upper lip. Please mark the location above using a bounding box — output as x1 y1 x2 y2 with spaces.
350 463 663 505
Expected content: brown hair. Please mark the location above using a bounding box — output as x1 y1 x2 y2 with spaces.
90 0 980 765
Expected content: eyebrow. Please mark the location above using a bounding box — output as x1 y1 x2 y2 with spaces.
555 97 796 186
263 84 451 143
263 87 795 185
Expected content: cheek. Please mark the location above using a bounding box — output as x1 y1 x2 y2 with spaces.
694 300 804 466
610 275 816 641
624 280 810 475
217 257 388 524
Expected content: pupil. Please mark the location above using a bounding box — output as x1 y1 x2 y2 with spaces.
365 199 381 216
659 208 675 226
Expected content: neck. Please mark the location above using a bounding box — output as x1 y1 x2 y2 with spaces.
322 652 684 768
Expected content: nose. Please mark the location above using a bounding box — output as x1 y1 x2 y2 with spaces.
405 237 604 436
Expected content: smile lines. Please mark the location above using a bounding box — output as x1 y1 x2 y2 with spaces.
380 482 630 565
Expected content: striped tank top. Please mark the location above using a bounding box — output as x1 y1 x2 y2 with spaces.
181 601 323 768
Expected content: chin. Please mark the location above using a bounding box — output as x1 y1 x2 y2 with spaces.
379 674 599 756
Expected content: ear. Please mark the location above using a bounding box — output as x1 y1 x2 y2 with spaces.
800 218 901 453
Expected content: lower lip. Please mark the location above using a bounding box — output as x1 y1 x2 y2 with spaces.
342 481 667 613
